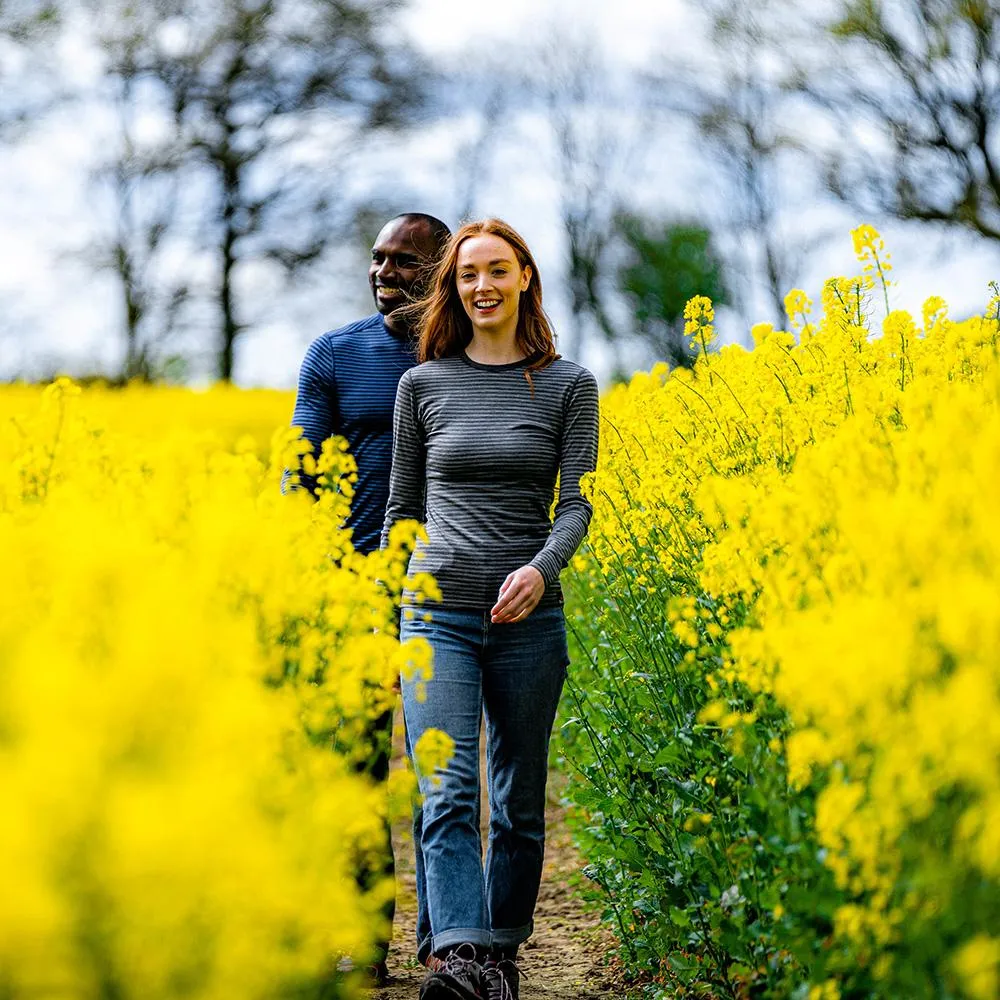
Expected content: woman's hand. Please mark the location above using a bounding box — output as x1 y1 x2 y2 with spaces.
491 565 545 624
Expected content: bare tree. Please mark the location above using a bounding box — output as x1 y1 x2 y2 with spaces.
449 31 711 371
445 35 646 368
10 0 428 382
83 8 191 381
532 37 643 367
805 0 1000 245
660 0 804 329
136 0 428 381
699 4 791 327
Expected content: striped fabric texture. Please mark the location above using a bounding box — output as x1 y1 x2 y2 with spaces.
381 352 600 610
285 314 417 555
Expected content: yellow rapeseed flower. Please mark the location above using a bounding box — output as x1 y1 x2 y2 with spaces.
0 382 444 997
581 228 1000 996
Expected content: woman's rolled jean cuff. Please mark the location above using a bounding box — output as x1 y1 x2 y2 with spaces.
419 928 493 965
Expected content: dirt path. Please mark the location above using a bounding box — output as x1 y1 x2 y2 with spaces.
372 742 619 1000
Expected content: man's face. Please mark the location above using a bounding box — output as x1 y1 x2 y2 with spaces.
369 218 440 316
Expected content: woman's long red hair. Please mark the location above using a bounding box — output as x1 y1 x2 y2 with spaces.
416 219 559 378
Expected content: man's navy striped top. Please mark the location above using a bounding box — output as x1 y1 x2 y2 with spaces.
285 314 418 554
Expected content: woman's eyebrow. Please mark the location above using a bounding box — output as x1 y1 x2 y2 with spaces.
458 256 515 269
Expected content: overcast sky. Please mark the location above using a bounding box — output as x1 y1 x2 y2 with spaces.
1 0 998 387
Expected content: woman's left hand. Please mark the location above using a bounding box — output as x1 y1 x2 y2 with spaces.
491 565 545 624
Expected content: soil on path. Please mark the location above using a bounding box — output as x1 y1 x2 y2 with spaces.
372 746 620 1000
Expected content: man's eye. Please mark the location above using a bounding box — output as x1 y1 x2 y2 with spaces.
371 252 383 262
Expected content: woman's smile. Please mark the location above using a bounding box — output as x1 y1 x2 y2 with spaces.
473 296 501 314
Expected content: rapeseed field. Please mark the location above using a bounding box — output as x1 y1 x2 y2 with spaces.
0 379 444 999
565 227 999 999
4 225 996 998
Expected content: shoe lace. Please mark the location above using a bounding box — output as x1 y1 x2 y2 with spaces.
486 959 523 1000
440 943 482 978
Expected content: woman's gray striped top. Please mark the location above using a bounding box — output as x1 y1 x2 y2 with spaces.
380 351 600 610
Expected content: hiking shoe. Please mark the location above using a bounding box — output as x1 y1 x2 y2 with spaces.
419 943 488 999
484 958 522 1000
332 955 389 988
367 959 390 987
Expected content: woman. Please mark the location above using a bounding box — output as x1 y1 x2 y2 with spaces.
381 219 599 1000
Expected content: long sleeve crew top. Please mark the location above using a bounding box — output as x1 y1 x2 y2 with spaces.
284 314 417 555
380 351 600 609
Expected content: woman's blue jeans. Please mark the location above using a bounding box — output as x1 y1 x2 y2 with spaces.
400 605 569 964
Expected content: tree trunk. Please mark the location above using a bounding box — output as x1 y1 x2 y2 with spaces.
218 132 240 383
764 239 785 331
219 223 237 382
116 236 144 382
123 281 143 380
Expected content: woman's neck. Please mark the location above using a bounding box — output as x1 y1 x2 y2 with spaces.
466 326 525 365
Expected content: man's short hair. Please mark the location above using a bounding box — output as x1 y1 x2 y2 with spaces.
394 212 451 252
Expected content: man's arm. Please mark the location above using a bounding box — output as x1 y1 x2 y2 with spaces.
282 335 337 496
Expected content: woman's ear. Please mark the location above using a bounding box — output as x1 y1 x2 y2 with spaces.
520 264 532 292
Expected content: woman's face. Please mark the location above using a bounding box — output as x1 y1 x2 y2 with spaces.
456 234 532 335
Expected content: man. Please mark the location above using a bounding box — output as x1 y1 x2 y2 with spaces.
285 212 451 986
287 212 451 541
